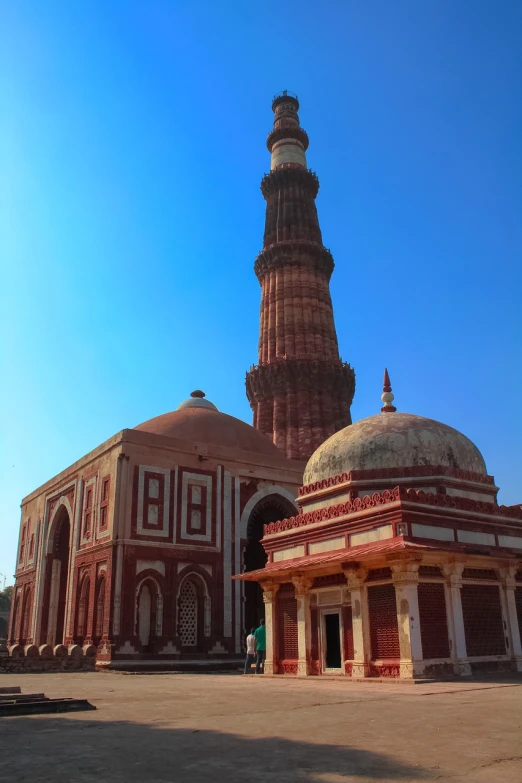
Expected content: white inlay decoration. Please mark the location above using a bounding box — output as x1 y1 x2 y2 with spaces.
117 641 137 655
181 472 212 542
148 504 159 526
498 534 522 549
457 529 495 546
137 466 170 538
309 536 345 555
136 559 165 577
191 509 202 530
318 589 342 606
159 642 180 655
273 545 305 562
350 525 394 547
411 523 455 542
148 478 160 499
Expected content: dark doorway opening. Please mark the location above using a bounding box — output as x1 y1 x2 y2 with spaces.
54 509 71 645
243 494 296 634
324 613 341 669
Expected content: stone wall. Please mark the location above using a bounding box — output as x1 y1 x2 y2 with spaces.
0 642 96 673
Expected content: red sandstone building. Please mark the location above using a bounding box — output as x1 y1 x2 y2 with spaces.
8 94 521 678
236 373 522 678
8 93 352 667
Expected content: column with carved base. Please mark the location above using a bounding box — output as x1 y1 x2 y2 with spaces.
260 582 279 675
442 563 471 676
293 576 313 675
344 567 369 678
391 560 424 679
500 564 522 671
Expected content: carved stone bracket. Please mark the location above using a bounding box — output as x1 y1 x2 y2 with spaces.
291 575 314 596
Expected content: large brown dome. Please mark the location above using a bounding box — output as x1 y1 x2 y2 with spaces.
135 394 282 457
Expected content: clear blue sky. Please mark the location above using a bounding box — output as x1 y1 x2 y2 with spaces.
1 1 521 584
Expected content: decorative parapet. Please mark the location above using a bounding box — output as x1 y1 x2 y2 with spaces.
246 358 355 401
265 488 401 535
265 485 522 536
298 464 496 496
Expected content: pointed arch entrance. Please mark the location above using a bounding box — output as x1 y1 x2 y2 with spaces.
243 493 297 633
43 505 71 647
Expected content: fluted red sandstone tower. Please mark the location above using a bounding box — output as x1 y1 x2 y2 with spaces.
246 92 355 460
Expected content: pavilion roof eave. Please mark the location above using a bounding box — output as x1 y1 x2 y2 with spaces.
233 538 426 582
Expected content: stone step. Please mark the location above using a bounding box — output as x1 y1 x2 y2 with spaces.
0 693 47 702
0 698 96 717
98 658 243 674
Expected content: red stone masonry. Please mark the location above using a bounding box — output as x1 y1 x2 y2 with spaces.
246 93 355 459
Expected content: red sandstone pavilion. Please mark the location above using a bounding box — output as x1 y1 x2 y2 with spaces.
7 93 522 679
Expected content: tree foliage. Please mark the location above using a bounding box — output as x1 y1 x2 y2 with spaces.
0 586 14 612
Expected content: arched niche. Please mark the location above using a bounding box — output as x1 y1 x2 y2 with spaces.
176 571 211 652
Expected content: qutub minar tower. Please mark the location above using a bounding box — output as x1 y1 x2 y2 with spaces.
246 91 355 460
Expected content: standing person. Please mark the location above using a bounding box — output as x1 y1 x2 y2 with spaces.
243 627 256 675
254 618 266 674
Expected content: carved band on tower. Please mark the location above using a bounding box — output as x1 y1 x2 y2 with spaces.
246 92 355 460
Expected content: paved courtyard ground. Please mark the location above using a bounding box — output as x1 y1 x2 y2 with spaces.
0 672 521 782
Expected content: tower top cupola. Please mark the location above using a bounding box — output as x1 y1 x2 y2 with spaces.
267 90 309 171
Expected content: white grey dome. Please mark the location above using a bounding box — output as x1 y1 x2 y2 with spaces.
304 412 487 484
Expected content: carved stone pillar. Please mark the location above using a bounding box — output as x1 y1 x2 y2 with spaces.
442 563 471 676
500 564 522 671
260 582 279 675
344 567 369 678
292 576 313 675
391 561 424 678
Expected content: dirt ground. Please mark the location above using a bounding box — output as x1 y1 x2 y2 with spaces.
0 672 521 782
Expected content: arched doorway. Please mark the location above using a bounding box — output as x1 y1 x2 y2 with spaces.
75 573 90 644
243 494 296 633
20 587 33 644
46 506 71 646
136 577 162 652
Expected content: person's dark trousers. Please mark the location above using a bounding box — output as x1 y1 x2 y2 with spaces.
255 649 266 674
244 654 256 674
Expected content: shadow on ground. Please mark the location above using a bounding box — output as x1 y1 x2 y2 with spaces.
1 714 430 782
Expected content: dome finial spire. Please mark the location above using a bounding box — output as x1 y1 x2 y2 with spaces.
380 368 397 413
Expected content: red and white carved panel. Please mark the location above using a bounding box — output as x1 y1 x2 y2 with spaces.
137 466 171 538
81 476 97 545
180 472 213 544
96 475 111 540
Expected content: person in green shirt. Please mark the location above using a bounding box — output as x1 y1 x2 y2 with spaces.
253 619 266 674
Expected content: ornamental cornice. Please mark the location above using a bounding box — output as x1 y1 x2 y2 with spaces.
246 358 355 401
264 484 522 536
264 487 401 535
254 241 334 280
267 125 309 153
299 464 496 496
260 167 319 199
